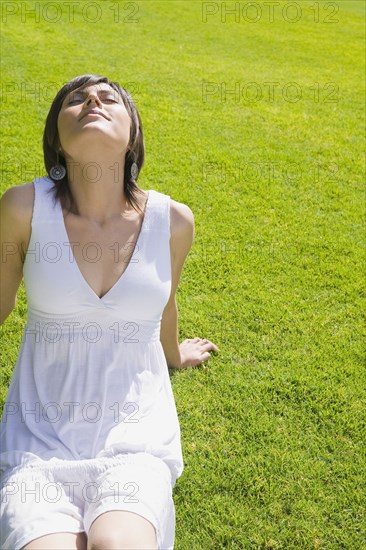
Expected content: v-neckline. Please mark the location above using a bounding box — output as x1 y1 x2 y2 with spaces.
58 190 151 301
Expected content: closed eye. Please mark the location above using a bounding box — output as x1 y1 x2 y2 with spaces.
68 96 118 105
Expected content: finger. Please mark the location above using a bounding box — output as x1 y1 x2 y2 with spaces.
208 341 220 352
199 338 210 346
200 340 220 352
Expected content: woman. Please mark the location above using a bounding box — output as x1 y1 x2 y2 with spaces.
0 74 219 550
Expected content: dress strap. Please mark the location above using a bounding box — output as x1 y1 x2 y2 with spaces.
145 190 171 236
31 176 59 224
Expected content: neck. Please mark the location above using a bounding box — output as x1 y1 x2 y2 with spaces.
63 153 136 224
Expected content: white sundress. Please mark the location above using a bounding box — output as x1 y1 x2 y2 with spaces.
0 176 184 549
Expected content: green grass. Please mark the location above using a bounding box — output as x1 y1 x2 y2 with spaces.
1 1 365 548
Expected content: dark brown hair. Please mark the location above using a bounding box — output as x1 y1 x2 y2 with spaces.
43 74 145 214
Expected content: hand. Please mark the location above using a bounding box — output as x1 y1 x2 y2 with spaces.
179 337 220 369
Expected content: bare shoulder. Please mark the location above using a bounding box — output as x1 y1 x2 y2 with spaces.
0 183 34 244
169 198 195 258
1 182 34 211
169 198 195 236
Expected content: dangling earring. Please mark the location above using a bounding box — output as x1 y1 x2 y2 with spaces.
131 161 138 180
50 152 66 180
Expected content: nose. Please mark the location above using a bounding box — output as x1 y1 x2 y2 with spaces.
84 92 102 107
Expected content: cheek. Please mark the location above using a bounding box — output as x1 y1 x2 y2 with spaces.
117 114 132 141
57 112 70 142
120 112 131 129
57 111 79 146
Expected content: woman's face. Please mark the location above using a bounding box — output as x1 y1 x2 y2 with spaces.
57 83 131 158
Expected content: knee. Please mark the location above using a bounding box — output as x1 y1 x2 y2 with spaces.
87 510 158 550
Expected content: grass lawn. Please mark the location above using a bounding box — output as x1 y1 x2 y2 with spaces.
0 1 365 548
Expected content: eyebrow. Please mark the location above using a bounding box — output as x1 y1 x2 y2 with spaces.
66 88 120 100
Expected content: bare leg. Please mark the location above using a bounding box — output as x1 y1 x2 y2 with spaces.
87 510 158 550
21 532 87 550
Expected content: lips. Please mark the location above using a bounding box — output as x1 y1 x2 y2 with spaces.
80 109 110 121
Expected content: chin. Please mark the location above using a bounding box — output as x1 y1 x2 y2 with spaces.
65 133 129 158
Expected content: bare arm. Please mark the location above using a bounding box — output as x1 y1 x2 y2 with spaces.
160 200 195 368
0 185 33 325
160 200 220 368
